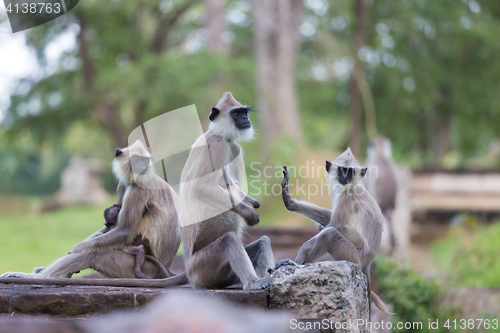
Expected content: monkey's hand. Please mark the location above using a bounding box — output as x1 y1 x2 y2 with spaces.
244 195 261 209
244 276 271 290
282 166 296 211
234 202 260 226
246 211 260 226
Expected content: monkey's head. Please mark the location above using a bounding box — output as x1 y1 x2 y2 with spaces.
326 148 367 186
208 92 255 142
367 136 393 159
104 204 120 229
112 140 154 185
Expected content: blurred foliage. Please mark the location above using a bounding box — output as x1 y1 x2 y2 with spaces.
2 0 500 195
431 218 500 288
375 255 456 333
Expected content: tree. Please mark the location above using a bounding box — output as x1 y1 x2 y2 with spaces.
204 0 228 55
348 0 368 157
252 0 304 152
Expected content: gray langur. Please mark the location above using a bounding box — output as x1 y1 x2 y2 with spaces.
1 141 187 288
275 148 392 314
180 92 275 290
365 137 397 254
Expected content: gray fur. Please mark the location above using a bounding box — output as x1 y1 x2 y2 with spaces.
180 92 274 290
278 148 393 315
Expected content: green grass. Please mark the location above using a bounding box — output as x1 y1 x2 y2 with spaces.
0 198 111 276
430 221 500 288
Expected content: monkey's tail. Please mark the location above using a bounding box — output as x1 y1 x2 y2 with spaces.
0 273 189 288
371 291 395 315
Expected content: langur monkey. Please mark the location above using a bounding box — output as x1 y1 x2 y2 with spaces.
0 141 187 288
180 92 275 290
365 137 397 254
276 148 392 315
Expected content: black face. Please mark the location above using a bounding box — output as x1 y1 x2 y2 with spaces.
131 154 150 175
230 107 252 130
337 167 354 185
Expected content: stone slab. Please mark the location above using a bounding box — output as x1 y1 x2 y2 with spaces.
0 283 268 316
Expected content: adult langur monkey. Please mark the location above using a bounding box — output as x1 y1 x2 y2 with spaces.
0 141 187 288
180 92 275 290
365 137 398 254
274 148 393 315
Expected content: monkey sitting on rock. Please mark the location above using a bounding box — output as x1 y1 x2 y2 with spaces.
180 92 275 290
273 148 392 315
1 140 187 288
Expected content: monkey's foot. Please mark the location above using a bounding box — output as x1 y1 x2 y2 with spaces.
0 272 33 279
244 276 271 290
268 259 298 274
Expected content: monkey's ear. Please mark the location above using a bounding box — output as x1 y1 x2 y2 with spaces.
326 160 332 173
115 149 123 157
360 167 368 178
209 107 220 122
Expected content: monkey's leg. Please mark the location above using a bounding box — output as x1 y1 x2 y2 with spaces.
144 255 173 278
189 232 268 290
245 236 275 278
90 250 160 279
1 253 95 279
121 245 152 279
295 227 361 265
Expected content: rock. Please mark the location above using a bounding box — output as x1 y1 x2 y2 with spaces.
270 261 369 333
0 291 293 333
0 284 268 316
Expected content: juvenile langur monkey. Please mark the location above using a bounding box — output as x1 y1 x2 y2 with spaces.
276 148 392 315
180 92 275 290
365 137 397 254
1 141 187 288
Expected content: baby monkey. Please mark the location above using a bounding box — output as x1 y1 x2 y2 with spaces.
102 204 170 279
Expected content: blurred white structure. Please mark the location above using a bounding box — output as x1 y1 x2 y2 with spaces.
54 156 108 206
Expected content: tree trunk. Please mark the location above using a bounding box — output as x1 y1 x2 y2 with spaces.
204 0 228 54
348 0 367 157
76 10 126 148
252 0 304 151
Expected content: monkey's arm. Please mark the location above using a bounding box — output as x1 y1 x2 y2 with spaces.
281 166 332 227
190 136 259 225
71 187 147 253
